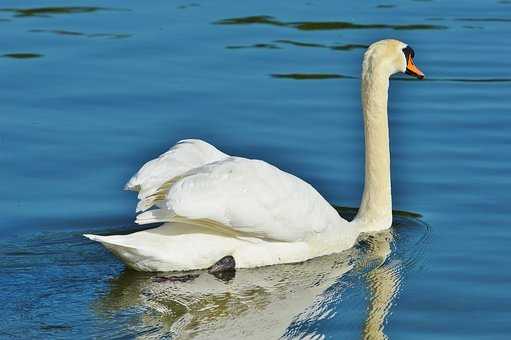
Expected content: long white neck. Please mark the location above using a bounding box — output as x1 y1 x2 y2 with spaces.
353 62 393 231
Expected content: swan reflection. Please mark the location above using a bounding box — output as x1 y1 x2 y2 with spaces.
94 215 428 339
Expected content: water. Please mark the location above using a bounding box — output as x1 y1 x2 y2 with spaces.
1 0 510 338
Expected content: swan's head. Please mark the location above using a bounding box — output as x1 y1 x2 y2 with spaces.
363 39 424 79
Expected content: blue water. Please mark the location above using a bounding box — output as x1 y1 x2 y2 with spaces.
1 0 510 338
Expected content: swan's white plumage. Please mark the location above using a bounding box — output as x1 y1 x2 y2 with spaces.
153 157 348 242
85 142 356 271
85 39 422 272
84 222 315 271
124 139 228 211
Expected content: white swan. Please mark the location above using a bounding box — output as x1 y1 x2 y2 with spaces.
94 231 399 339
84 39 424 272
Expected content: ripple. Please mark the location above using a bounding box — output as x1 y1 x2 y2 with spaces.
40 324 72 331
29 29 131 39
226 43 280 49
275 40 368 51
463 25 484 30
271 73 355 80
214 15 447 31
274 40 326 48
177 3 201 10
455 17 511 22
0 6 127 18
271 73 511 83
292 21 445 31
395 77 511 83
88 33 131 39
445 78 511 83
331 43 369 51
2 53 42 59
215 15 283 26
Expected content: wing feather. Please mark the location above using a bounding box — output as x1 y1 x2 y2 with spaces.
141 157 346 242
125 139 228 212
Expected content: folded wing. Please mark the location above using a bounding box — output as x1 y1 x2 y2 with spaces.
125 139 228 212
135 157 346 242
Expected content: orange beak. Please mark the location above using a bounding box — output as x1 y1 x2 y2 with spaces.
405 54 425 79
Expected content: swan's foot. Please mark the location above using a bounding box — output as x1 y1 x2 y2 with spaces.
208 255 236 273
152 273 199 283
208 255 236 281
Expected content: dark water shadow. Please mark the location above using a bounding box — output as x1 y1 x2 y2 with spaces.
0 6 128 18
455 17 511 22
226 40 368 53
377 4 397 9
214 15 447 31
394 77 511 83
331 43 369 51
334 205 423 220
271 73 356 80
463 25 484 30
177 3 201 10
226 43 281 50
2 53 42 59
29 29 131 39
275 39 368 51
275 39 326 48
39 324 72 332
270 73 511 84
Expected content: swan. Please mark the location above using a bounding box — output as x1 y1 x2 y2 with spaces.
84 39 424 272
94 231 399 339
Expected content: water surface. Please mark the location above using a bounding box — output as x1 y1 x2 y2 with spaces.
1 0 510 338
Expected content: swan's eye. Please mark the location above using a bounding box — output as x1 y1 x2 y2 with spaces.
402 46 415 59
402 45 424 79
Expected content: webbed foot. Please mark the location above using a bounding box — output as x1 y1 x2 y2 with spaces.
208 255 236 281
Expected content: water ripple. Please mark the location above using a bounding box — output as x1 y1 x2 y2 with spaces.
29 29 131 39
214 15 447 31
2 53 42 59
271 73 355 80
377 4 397 9
270 73 511 83
0 7 120 18
455 17 511 22
275 40 368 51
226 43 280 50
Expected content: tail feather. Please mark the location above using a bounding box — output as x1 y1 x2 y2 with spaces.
135 209 175 225
135 176 183 212
83 233 154 271
83 233 103 242
123 139 228 209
